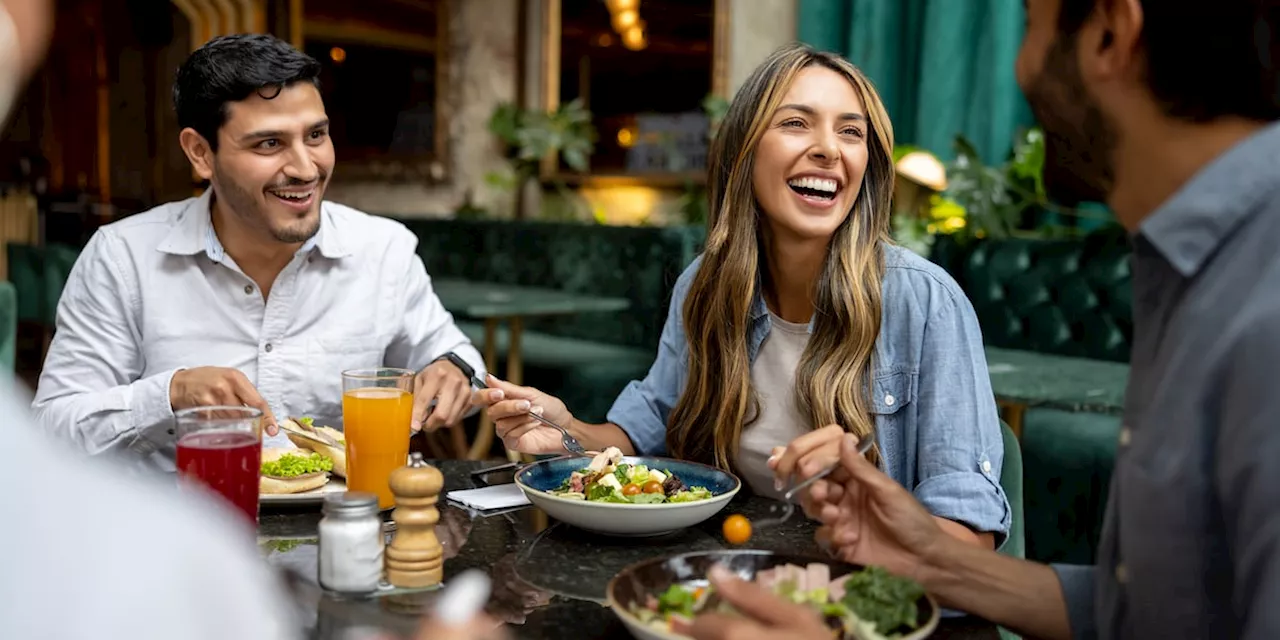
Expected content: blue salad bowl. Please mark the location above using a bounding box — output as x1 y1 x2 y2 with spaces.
514 455 741 536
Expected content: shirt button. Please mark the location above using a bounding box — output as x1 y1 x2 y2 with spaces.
264 343 273 353
884 394 895 406
982 460 992 474
1118 427 1131 447
244 284 254 295
1115 564 1129 584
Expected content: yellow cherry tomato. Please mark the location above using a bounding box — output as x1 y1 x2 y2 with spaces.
722 514 752 545
642 480 664 494
622 483 642 496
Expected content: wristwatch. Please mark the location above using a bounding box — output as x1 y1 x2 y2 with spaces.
432 352 483 388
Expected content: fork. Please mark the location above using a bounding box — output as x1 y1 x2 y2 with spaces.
469 375 587 477
751 432 876 530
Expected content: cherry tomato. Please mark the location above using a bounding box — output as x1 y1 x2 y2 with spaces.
722 514 752 545
642 480 664 494
622 483 642 496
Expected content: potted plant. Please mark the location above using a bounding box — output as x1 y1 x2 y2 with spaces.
485 99 597 221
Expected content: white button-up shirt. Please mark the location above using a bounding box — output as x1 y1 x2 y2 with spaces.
32 190 484 464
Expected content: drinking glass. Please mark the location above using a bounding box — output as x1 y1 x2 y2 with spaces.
175 406 263 524
342 368 415 509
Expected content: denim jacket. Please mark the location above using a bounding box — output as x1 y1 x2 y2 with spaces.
607 244 1011 540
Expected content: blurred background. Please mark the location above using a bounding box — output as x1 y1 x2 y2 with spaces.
0 0 1129 574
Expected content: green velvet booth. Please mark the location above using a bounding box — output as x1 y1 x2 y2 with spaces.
8 242 81 365
930 228 1130 565
0 280 17 372
392 218 706 423
998 420 1024 640
930 226 1132 363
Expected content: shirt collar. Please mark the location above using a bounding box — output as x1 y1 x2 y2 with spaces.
157 189 351 260
1138 120 1280 278
748 274 814 334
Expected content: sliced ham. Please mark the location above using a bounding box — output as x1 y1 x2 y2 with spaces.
828 573 849 601
806 563 830 593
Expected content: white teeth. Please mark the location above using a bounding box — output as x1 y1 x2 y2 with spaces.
787 177 838 194
271 190 313 201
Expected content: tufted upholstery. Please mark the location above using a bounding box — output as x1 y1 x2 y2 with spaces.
930 227 1133 363
392 218 706 423
397 219 705 351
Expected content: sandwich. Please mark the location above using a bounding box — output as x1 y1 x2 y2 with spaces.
279 416 347 478
260 447 333 494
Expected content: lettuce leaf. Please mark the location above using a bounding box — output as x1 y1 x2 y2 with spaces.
628 492 665 504
261 452 332 477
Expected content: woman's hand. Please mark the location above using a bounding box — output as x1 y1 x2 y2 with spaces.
768 425 848 491
471 375 575 454
804 434 950 580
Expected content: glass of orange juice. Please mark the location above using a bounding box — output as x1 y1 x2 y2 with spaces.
342 367 415 509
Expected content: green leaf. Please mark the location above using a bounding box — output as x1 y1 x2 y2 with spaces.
839 566 926 633
628 493 666 504
563 148 588 172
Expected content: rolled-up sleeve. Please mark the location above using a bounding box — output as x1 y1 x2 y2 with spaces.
1052 564 1098 639
606 259 699 455
912 288 1011 545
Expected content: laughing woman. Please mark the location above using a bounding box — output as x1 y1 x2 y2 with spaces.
474 43 1009 549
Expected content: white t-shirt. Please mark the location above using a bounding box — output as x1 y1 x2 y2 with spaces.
734 312 812 500
0 383 299 640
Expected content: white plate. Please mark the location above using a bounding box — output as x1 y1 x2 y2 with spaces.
260 477 348 505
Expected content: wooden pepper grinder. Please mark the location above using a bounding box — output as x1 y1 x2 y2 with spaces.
385 452 445 588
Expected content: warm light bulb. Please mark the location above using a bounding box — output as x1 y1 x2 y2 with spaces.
617 127 635 147
621 24 646 51
329 46 347 63
605 0 639 13
612 9 639 32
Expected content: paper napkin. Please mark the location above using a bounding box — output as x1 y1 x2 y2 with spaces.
445 484 531 511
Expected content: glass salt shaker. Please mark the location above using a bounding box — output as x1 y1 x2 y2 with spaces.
318 491 385 595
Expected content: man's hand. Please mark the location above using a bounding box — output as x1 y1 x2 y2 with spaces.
412 359 473 432
471 375 574 454
803 433 948 579
169 367 278 435
673 565 835 640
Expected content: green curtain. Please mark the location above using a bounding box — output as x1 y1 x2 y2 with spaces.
798 0 1034 165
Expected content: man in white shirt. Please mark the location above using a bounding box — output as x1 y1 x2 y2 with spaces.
32 33 485 464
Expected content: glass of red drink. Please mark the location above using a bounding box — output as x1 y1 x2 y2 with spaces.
175 406 263 525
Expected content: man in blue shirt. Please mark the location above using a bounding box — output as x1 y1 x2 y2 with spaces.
684 1 1280 639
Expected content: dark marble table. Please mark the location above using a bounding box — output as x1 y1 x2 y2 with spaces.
259 460 1000 640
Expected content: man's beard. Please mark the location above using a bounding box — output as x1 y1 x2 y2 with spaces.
215 166 326 244
1022 38 1116 206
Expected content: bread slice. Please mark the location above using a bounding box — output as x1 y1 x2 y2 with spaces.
259 447 332 494
280 419 348 478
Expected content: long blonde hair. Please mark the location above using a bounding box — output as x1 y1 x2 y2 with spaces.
667 43 896 470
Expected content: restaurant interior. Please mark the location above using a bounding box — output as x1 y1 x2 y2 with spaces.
1 0 1133 637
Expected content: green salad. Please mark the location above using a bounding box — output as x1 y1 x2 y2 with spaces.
632 563 926 640
550 447 713 504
